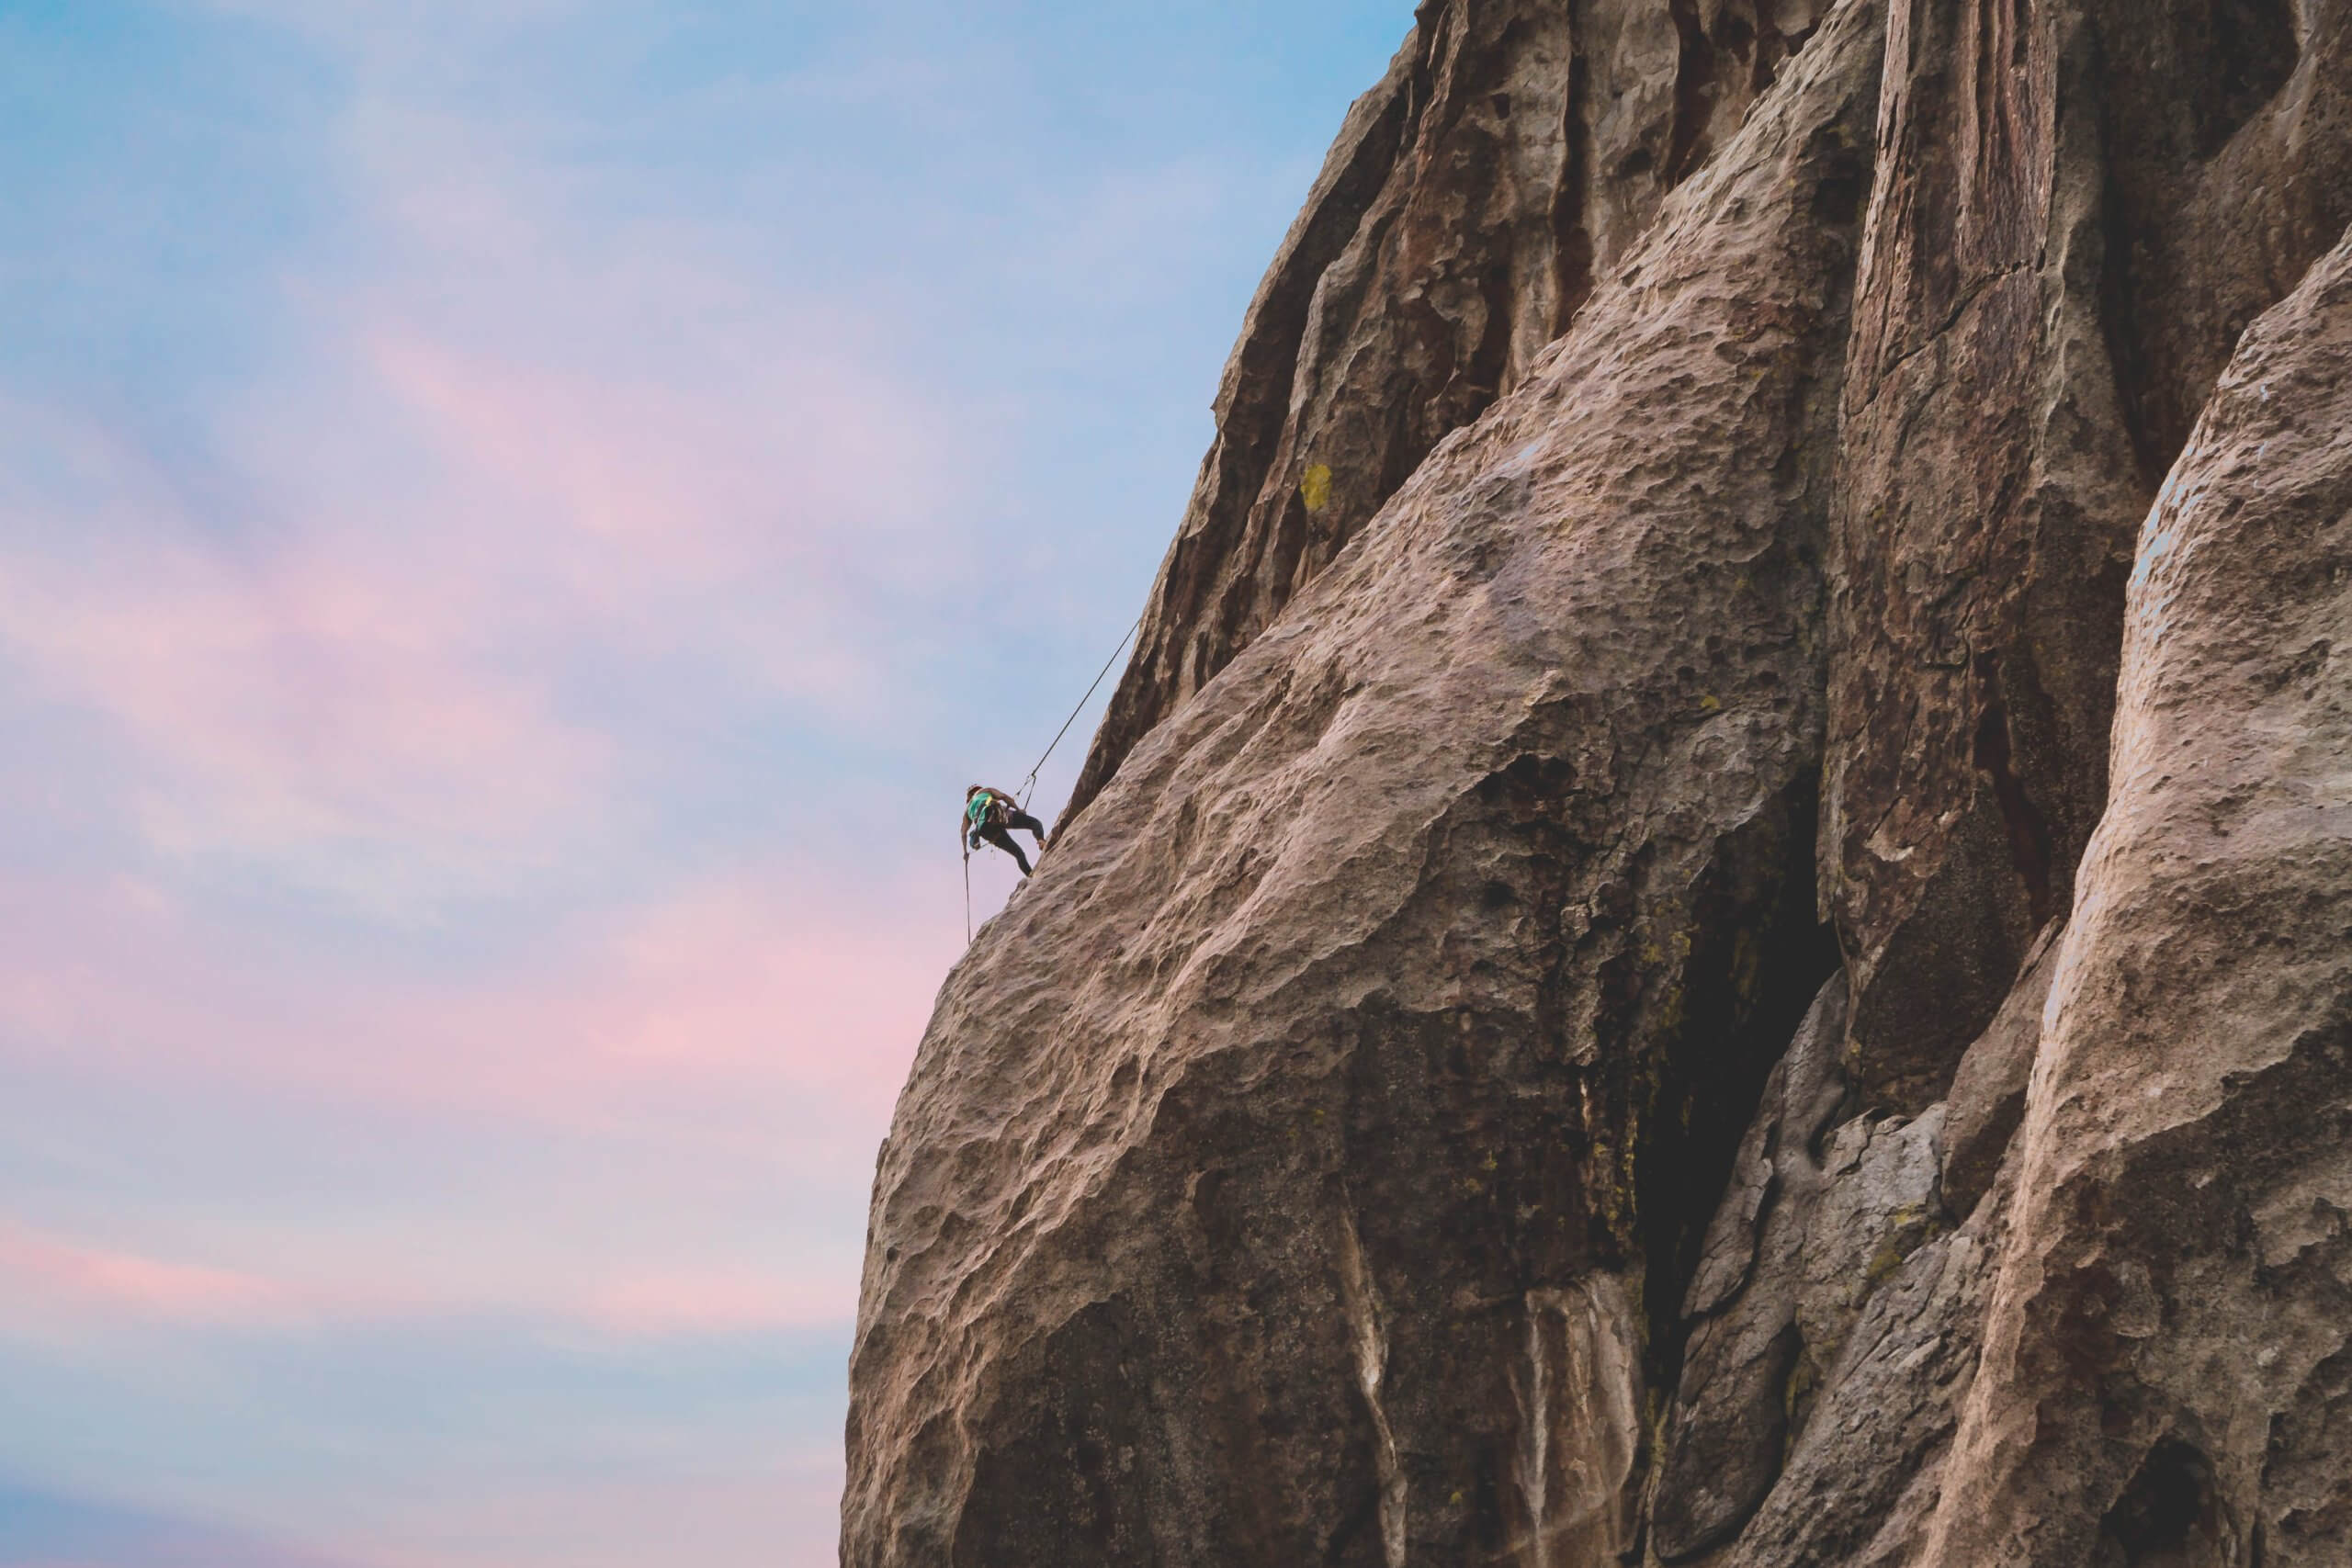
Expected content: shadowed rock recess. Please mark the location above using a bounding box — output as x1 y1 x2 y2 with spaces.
848 1 2352 1563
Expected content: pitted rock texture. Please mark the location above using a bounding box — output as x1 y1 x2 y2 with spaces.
852 1 2352 1563
1917 221 2352 1568
1062 0 1836 829
1822 0 2352 1114
848 8 1882 1561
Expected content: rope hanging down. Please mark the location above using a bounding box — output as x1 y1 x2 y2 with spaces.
965 611 1145 946
1016 612 1143 808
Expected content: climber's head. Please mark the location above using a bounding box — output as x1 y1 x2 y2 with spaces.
967 784 984 799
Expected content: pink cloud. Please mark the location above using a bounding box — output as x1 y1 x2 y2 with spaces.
474 870 954 1087
0 864 929 1347
0 1206 854 1342
367 322 956 563
0 532 604 850
347 320 958 714
0 858 954 1129
0 1217 296 1328
0 74 990 897
0 399 610 902
0 294 971 902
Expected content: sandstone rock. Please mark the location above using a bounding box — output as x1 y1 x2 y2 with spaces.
1822 0 2352 1117
851 3 2352 1562
1654 971 1961 1563
1822 0 2145 1112
1936 918 2063 1222
1722 1220 1996 1568
845 8 1883 1561
1917 221 2352 1568
1652 979 1851 1562
1790 1105 1944 1386
1063 0 1838 829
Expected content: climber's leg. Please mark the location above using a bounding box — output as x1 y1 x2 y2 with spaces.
981 823 1033 876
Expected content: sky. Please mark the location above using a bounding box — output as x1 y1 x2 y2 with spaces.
0 3 1412 1564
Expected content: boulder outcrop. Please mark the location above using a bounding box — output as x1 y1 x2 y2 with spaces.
849 1 2352 1562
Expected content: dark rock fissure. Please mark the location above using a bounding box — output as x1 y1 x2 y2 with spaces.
1665 0 1719 183
1970 654 2056 930
1552 47 1595 331
2096 156 2165 485
2188 0 2299 160
2098 1438 2224 1568
1635 772 1843 1401
2085 0 2312 466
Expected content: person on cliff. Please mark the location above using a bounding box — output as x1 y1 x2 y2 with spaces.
965 784 1049 876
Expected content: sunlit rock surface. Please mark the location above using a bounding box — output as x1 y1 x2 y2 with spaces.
848 1 2352 1562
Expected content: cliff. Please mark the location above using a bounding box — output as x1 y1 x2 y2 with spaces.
849 2 2352 1564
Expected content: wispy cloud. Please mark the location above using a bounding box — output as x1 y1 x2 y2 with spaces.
0 856 949 1127
0 1219 297 1331
0 1209 855 1345
3 0 1001 922
0 469 606 865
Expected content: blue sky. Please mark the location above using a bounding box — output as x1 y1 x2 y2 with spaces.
0 2 1410 1563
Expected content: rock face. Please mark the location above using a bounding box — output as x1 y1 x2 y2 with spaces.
1918 220 2352 1568
849 1 2352 1563
1822 0 2352 1119
1063 0 1838 828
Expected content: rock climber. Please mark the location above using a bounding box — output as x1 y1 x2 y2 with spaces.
965 784 1050 876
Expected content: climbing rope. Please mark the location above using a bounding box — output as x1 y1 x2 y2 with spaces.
962 611 1145 946
1014 611 1143 809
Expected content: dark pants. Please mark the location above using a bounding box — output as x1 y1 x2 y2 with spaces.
978 809 1047 875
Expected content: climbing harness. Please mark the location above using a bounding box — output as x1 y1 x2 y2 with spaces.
962 611 1145 944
